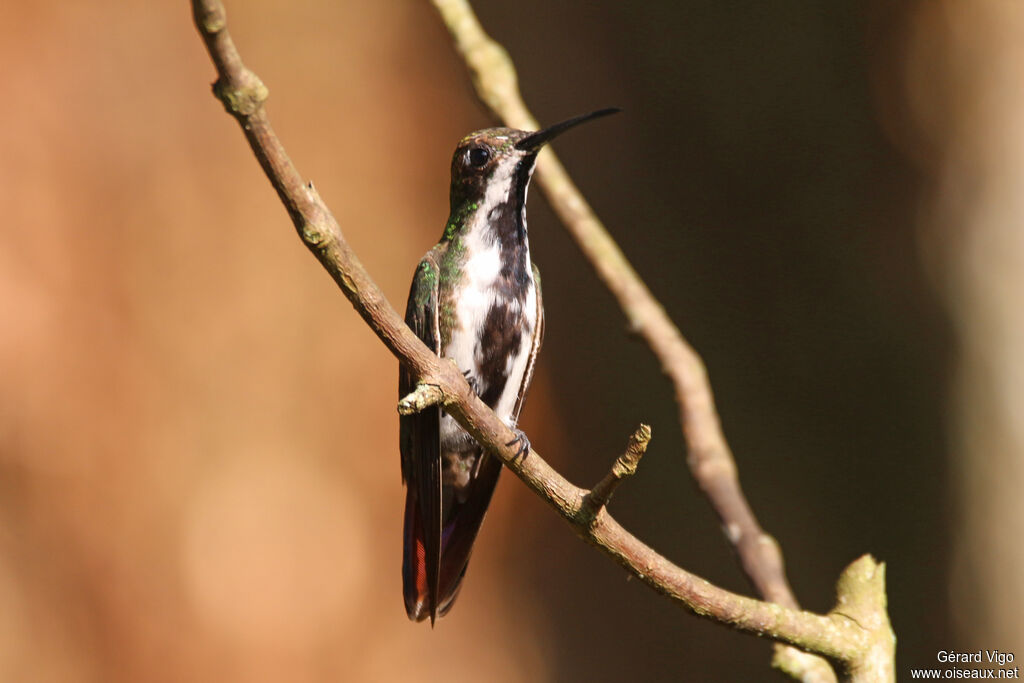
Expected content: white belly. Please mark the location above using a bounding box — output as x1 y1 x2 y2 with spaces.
439 240 537 452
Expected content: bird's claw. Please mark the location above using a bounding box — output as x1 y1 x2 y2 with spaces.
462 369 480 395
505 429 531 462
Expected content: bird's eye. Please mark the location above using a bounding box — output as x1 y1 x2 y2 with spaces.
468 147 490 167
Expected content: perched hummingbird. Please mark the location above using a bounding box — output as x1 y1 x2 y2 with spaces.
399 108 619 623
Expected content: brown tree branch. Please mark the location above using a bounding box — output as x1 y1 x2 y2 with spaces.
191 1 894 680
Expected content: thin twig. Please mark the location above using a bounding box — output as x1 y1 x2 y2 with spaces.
587 424 651 513
427 1 850 680
190 1 894 679
398 383 446 415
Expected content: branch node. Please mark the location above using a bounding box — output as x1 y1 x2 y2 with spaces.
829 555 895 681
213 73 268 117
398 383 445 415
195 2 225 33
625 314 644 337
301 220 328 248
587 424 652 512
197 8 224 33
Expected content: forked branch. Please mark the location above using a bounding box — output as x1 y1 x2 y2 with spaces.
191 1 894 680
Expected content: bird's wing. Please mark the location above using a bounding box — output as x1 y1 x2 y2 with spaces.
399 252 443 622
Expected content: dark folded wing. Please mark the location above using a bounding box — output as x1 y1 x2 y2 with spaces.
399 254 443 622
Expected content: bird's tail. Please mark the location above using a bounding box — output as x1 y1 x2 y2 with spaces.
402 453 502 623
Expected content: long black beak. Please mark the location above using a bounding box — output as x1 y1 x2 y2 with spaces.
514 107 621 151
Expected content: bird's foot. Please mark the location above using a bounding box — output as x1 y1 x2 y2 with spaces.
505 429 531 462
462 369 481 395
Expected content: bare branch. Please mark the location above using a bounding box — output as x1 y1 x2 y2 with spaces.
190 1 894 679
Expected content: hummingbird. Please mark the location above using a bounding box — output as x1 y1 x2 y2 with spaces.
399 108 620 623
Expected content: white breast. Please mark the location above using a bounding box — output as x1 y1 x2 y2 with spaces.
442 231 502 387
441 235 537 443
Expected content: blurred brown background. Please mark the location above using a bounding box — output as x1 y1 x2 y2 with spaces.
1 0 1021 681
